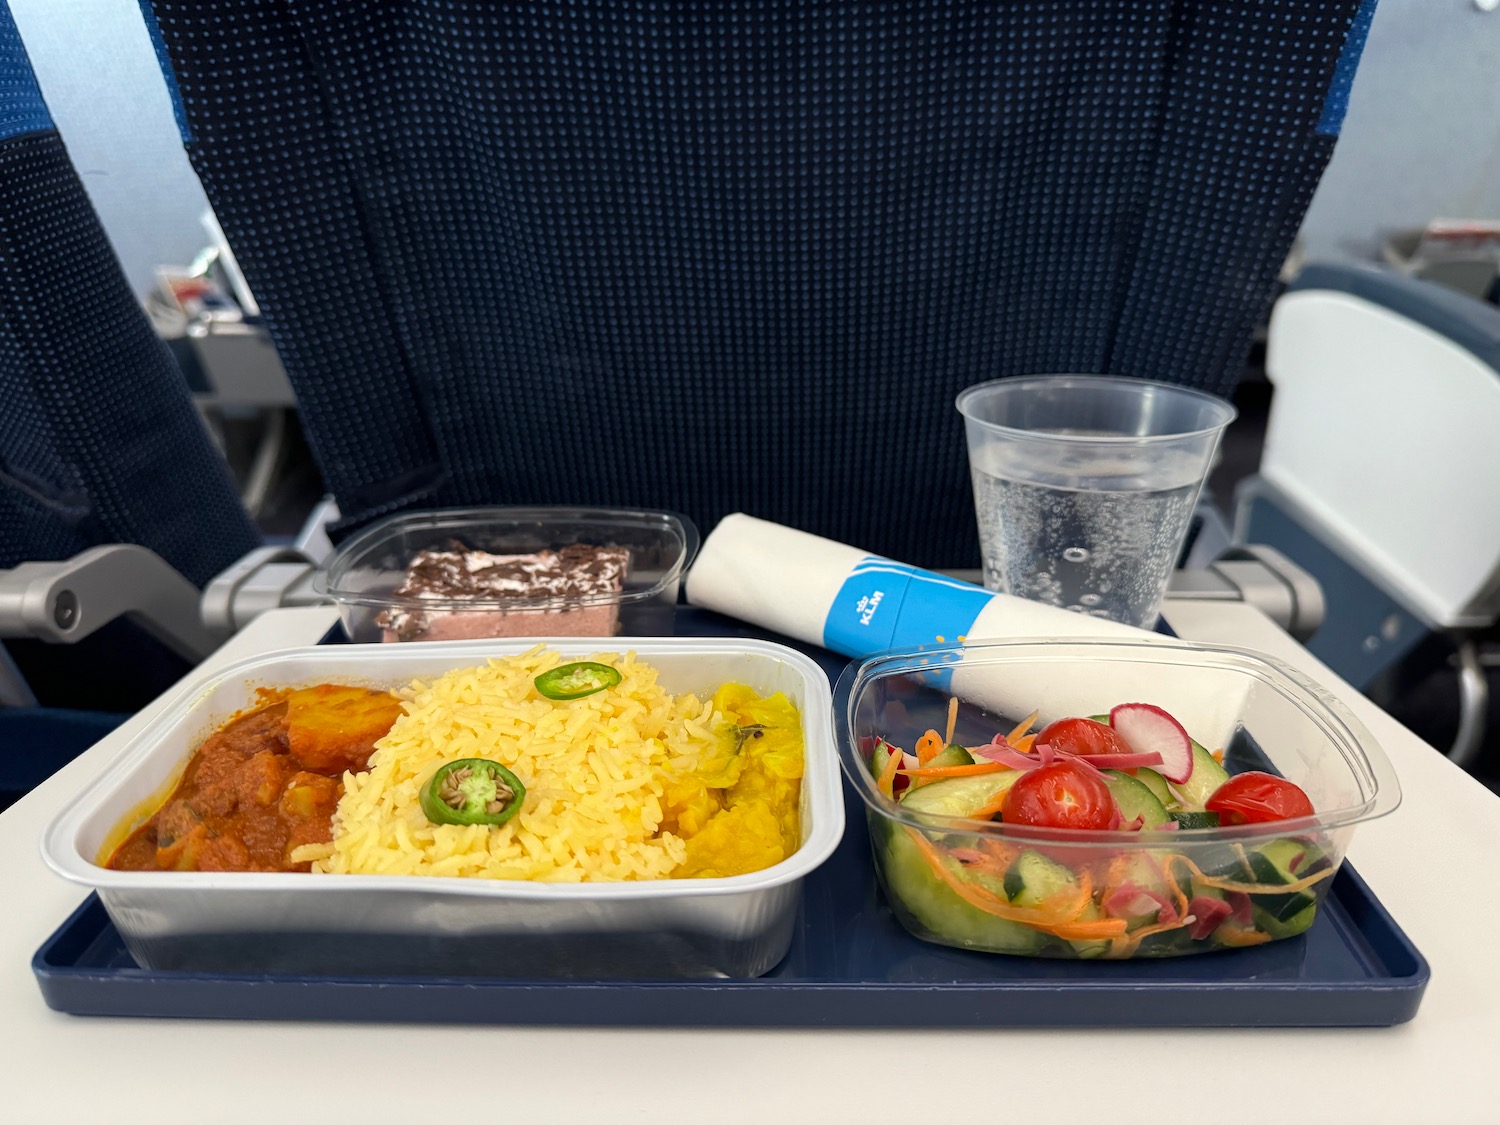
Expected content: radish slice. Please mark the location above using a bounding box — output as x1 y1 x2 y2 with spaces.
1109 702 1193 783
1188 896 1233 940
1103 883 1177 925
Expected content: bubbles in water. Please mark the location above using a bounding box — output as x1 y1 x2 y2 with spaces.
971 465 1196 628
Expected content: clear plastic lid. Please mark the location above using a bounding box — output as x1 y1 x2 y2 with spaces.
316 506 699 614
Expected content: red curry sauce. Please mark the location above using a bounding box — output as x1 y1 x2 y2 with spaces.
106 684 404 873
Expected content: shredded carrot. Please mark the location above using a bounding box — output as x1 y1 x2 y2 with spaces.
1211 748 1225 763
1197 866 1335 897
1119 914 1192 950
979 837 1023 871
906 830 1037 920
1161 853 1197 882
877 745 903 799
1044 867 1096 923
915 729 945 765
968 790 1014 820
900 760 1009 780
906 829 1127 940
943 696 959 746
950 850 1008 878
1005 710 1040 745
1159 853 1190 923
1215 925 1273 948
1164 852 1336 897
1092 854 1137 931
1046 917 1132 941
1013 733 1037 753
1102 889 1197 957
1229 842 1256 881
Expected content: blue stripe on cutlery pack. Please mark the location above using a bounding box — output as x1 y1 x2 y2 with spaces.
822 558 994 658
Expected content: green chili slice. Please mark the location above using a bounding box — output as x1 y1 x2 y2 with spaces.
419 758 526 827
534 661 622 700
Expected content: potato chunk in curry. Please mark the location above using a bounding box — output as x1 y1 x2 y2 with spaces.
106 684 403 874
284 684 406 774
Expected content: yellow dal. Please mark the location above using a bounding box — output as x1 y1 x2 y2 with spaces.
296 648 803 882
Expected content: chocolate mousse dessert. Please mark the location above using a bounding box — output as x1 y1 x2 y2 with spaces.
378 542 631 641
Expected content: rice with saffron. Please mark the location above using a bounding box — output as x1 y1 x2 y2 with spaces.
307 648 728 882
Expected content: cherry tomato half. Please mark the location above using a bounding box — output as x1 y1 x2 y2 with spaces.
1034 717 1133 757
1204 771 1315 825
1001 760 1118 830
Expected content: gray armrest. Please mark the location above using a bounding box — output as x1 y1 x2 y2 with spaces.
200 545 322 637
0 545 218 662
1165 544 1326 642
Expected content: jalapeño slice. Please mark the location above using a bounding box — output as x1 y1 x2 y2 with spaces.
419 758 526 827
534 661 622 700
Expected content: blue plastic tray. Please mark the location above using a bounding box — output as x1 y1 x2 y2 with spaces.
32 608 1430 1027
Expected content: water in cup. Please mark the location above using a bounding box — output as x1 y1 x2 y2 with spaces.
957 376 1235 631
970 440 1203 628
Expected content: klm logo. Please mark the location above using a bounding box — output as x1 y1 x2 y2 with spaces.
855 590 884 626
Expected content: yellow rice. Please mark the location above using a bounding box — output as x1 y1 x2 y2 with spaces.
303 647 723 882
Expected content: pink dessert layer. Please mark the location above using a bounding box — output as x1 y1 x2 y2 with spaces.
377 542 630 642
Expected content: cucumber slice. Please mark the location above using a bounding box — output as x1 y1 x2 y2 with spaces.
1243 838 1318 922
1116 851 1175 909
1101 769 1171 828
1247 843 1324 939
1002 849 1080 907
924 744 975 770
1168 741 1231 809
898 771 1022 819
869 738 899 777
1069 938 1113 959
1181 875 1227 910
1170 810 1221 830
1131 767 1175 808
1252 899 1318 939
877 823 1049 954
1134 923 1201 957
1255 836 1314 879
1001 850 1111 957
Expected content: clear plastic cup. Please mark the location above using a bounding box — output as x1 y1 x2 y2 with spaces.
956 375 1236 629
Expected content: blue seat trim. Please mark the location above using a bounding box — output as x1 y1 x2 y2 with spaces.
1317 0 1379 138
0 3 53 143
134 0 191 143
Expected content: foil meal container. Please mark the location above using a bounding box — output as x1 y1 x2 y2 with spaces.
42 638 841 980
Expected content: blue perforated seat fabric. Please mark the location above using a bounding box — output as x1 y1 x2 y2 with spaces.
147 0 1371 568
0 5 260 588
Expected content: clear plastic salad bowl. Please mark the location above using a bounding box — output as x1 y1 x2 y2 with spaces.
833 638 1401 960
